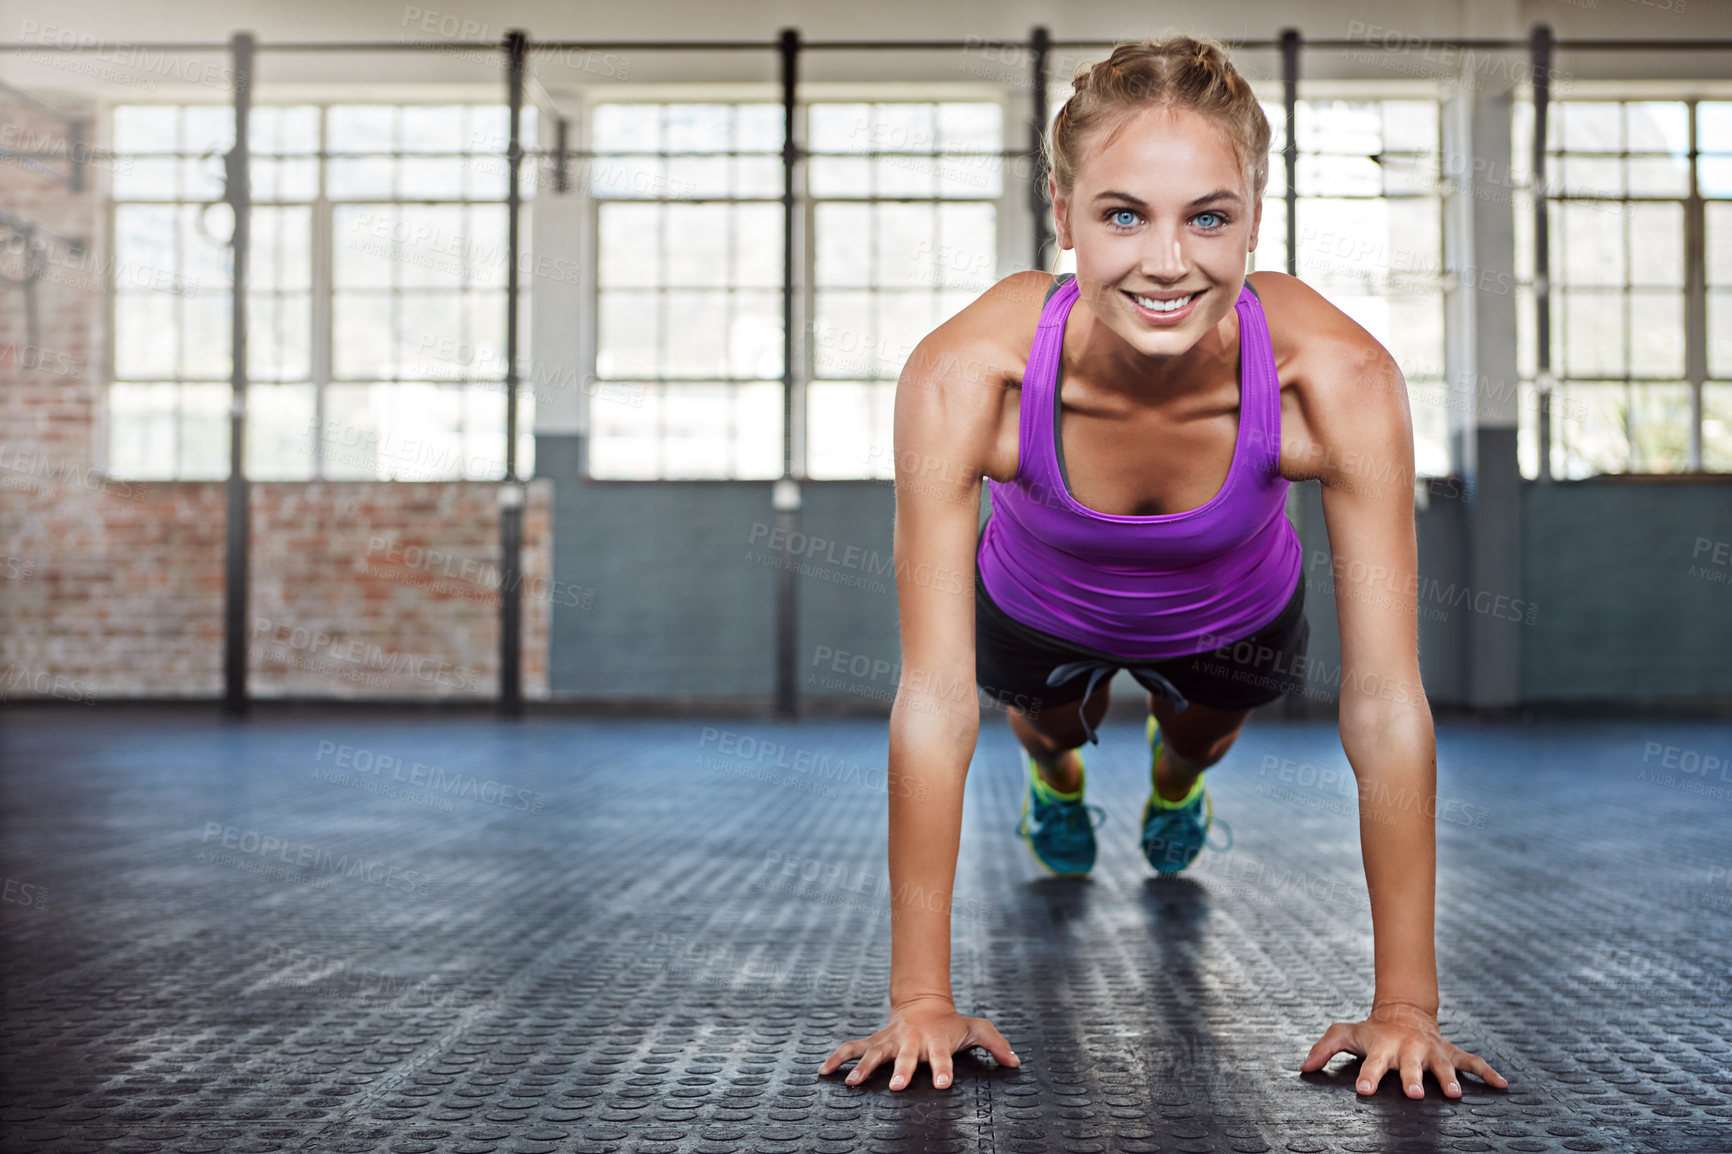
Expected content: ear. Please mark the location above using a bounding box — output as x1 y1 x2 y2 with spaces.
1049 175 1072 250
1246 195 1263 256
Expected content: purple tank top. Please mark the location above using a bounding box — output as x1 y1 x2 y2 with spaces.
977 274 1302 660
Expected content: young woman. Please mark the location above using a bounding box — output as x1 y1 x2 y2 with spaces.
818 37 1510 1101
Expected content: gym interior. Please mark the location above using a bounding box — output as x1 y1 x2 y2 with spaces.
3 0 1731 1151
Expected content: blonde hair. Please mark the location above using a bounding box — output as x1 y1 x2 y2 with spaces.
1043 35 1271 205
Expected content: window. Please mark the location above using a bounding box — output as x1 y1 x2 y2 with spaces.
587 102 786 480
807 102 1002 479
107 102 536 481
1513 99 1719 477
584 98 1003 481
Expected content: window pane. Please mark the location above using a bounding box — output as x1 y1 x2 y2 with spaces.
179 383 231 479
335 207 399 288
248 293 310 381
875 203 937 288
663 291 729 377
876 293 935 380
114 106 178 153
1558 102 1621 152
108 383 180 479
814 291 874 379
246 384 316 479
115 293 178 380
253 207 312 292
1625 102 1687 153
597 292 660 377
1556 203 1623 286
663 383 735 477
1701 157 1732 199
588 381 663 479
1628 202 1682 286
1626 156 1689 198
590 154 665 198
1705 384 1732 471
1709 291 1732 378
732 383 784 478
936 202 997 290
599 203 661 288
1627 383 1691 472
808 381 895 480
816 204 871 288
1561 292 1625 377
182 292 232 379
731 290 784 379
329 106 395 153
664 204 732 289
332 293 395 379
113 157 178 199
1560 155 1622 198
733 205 783 288
1702 103 1732 151
1708 203 1732 286
401 105 463 152
1554 382 1630 478
593 104 661 152
665 104 731 152
1628 290 1683 378
398 293 464 374
327 158 395 199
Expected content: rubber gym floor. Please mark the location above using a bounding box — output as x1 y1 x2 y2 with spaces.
2 706 1729 1154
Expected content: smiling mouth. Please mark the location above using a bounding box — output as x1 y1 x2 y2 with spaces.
1124 290 1198 314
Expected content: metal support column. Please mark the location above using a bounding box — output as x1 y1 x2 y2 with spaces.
222 32 254 717
499 28 527 717
774 27 801 719
1281 29 1299 279
1029 26 1051 270
1279 28 1303 719
1684 101 1706 472
1532 23 1554 481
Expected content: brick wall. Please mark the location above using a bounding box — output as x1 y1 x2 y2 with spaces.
1 91 552 702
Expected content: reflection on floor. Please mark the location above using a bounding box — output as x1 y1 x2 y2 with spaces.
2 707 1729 1153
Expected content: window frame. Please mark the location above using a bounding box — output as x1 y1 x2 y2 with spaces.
102 97 537 483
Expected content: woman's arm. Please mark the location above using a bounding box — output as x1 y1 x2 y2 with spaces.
820 282 1041 1091
1263 273 1509 1098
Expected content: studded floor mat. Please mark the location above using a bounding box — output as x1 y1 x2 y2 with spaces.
1 707 1728 1153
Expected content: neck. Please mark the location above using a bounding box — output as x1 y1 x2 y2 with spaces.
1067 286 1238 403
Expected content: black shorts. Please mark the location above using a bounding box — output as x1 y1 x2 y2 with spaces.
975 557 1310 719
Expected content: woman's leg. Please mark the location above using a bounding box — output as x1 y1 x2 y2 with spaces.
1005 681 1111 794
1147 693 1253 801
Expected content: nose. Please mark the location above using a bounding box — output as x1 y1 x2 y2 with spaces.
1140 218 1188 283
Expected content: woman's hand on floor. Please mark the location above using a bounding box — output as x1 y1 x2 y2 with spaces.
1299 1000 1509 1098
818 995 1020 1090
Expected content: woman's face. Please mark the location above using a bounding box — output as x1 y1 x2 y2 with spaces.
1052 104 1262 363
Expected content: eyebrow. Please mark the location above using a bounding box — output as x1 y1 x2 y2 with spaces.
1091 188 1243 208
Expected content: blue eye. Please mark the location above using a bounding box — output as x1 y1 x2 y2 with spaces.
1108 208 1138 229
1195 211 1226 229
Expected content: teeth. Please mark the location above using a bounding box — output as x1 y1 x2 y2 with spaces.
1132 292 1194 313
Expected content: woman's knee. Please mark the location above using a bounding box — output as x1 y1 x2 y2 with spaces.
1013 686 1109 748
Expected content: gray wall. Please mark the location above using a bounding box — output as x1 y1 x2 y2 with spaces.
544 431 1732 713
1521 480 1732 707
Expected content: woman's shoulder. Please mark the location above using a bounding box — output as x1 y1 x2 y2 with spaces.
902 270 1052 393
1245 270 1411 484
1244 270 1398 395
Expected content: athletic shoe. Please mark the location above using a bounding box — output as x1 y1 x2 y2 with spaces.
1015 747 1105 877
1140 714 1219 874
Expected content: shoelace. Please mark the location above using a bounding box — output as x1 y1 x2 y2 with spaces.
1046 659 1191 747
1023 795 1108 836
